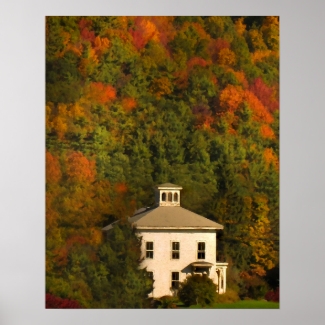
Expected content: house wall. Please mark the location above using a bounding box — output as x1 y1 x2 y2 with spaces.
136 229 218 298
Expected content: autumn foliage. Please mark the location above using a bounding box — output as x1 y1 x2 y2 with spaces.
249 77 279 112
243 90 274 124
65 151 96 183
130 17 160 50
85 82 116 104
260 124 275 139
46 151 61 183
265 287 279 302
187 57 209 69
122 97 137 111
264 148 279 170
219 85 243 112
46 293 82 308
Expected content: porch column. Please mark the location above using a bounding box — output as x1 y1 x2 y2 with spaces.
215 262 228 294
223 266 227 293
216 268 221 293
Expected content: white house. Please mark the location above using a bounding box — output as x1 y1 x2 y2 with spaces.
102 183 228 298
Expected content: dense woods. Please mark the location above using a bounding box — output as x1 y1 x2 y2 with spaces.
46 16 279 307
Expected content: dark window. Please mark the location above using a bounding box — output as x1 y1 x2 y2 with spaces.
162 192 166 201
147 271 154 279
168 192 172 201
171 272 179 289
146 241 154 258
174 192 178 202
198 242 205 259
172 242 180 259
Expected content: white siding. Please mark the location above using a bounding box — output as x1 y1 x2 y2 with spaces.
136 229 217 298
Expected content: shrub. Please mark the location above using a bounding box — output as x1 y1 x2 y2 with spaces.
241 275 269 300
142 298 159 309
158 295 178 309
46 293 82 308
265 287 279 302
215 288 240 303
178 274 217 307
224 262 245 295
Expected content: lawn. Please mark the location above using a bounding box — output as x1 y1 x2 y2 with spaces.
184 300 279 309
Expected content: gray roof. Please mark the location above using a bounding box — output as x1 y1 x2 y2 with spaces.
155 183 183 189
102 220 119 231
128 206 223 229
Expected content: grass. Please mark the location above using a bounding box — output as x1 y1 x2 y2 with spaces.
177 300 279 309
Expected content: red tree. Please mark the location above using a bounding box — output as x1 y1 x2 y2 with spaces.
249 77 279 112
65 151 96 183
265 287 279 302
46 294 82 308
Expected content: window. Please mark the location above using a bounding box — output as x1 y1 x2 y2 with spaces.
172 242 180 259
174 192 178 202
146 241 154 258
162 192 166 201
197 242 205 259
171 272 180 289
147 271 154 279
168 192 172 201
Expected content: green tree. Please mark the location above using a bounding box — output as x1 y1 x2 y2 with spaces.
178 274 217 307
98 224 154 308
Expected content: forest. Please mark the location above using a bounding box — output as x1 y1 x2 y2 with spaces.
46 16 279 308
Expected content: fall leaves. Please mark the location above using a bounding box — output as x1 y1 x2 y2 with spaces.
46 151 97 226
65 151 96 183
130 17 160 50
218 84 275 127
85 82 116 105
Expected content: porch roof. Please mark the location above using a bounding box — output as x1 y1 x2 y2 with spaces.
190 261 214 267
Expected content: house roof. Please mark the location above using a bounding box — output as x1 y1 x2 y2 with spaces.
154 183 183 189
102 220 119 231
127 206 223 230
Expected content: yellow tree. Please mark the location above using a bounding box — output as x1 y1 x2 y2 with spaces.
219 85 243 112
217 48 237 66
149 76 173 98
235 17 246 36
51 103 69 140
248 194 277 276
261 16 279 51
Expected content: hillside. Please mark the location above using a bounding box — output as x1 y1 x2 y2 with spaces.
46 16 279 307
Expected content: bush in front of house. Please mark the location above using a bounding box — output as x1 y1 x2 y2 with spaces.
158 295 178 308
178 274 217 307
215 288 240 303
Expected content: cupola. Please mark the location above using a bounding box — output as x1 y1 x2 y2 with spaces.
154 183 183 207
